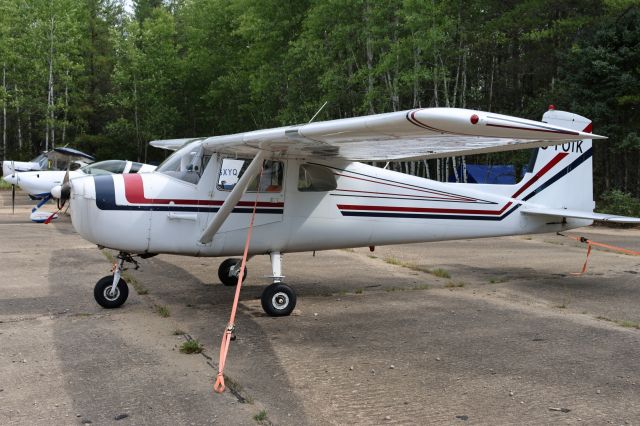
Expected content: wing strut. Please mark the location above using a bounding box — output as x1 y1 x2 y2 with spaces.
198 151 266 244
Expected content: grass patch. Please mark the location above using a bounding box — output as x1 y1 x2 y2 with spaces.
253 410 268 423
555 303 567 309
411 284 430 290
122 272 148 295
355 288 364 294
384 286 403 292
155 305 171 318
179 339 203 354
489 277 509 284
444 281 464 288
340 248 355 253
0 180 12 190
430 268 451 279
596 316 640 329
617 320 640 329
367 254 377 259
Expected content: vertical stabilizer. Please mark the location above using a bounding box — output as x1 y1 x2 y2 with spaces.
521 108 594 212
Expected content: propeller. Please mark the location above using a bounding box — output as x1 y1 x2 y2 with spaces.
11 179 15 214
46 168 71 224
10 161 15 214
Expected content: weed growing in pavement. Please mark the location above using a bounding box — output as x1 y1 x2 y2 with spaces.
254 410 268 423
431 268 451 279
596 316 640 329
444 281 464 288
179 339 203 354
411 284 430 290
156 305 170 317
355 288 364 294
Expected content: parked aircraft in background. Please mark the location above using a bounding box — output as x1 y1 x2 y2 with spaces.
4 160 155 222
1 146 95 177
53 107 640 316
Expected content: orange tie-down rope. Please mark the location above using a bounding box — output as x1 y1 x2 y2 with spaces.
557 232 640 275
214 167 263 394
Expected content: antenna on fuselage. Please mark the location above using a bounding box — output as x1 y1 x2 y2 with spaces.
308 101 328 124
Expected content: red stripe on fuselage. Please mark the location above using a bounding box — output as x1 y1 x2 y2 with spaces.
121 174 284 207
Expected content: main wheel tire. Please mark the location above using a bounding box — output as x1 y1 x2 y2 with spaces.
261 283 296 317
94 275 129 309
218 258 247 286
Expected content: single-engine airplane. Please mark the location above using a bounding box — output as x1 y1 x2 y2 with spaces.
54 107 640 316
4 160 155 222
2 146 95 177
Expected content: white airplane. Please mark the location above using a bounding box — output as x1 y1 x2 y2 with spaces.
53 107 640 316
4 160 156 222
1 146 95 176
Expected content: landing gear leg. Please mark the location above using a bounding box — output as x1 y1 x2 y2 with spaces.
94 252 137 309
261 252 296 317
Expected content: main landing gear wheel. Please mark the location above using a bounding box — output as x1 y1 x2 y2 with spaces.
94 275 129 309
218 258 248 286
261 283 296 317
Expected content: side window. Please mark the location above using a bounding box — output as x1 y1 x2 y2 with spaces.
298 164 337 192
217 158 284 192
128 162 143 173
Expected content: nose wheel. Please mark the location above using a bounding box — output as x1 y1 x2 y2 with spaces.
94 252 137 309
261 283 296 316
94 275 129 308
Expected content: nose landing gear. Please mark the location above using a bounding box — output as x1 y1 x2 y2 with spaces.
94 252 138 309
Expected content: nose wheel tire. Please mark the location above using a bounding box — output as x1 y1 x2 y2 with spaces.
261 283 296 317
218 258 248 286
94 275 129 309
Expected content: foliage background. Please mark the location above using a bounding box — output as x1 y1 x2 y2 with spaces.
0 0 639 204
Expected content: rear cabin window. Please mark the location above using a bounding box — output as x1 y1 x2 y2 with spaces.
217 158 284 192
298 164 337 192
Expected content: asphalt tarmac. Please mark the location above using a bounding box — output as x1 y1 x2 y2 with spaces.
1 189 640 425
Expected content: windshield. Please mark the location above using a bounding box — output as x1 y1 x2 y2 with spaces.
80 160 127 175
157 141 207 184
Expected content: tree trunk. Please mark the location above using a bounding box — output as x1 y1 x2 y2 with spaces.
364 1 375 114
61 70 69 145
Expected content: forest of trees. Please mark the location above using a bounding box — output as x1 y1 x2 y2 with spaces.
0 0 638 201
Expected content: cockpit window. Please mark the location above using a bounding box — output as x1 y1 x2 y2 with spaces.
157 141 209 184
81 160 127 175
298 164 337 191
217 158 283 192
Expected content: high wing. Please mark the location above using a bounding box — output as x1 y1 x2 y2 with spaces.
150 138 204 151
47 147 95 163
522 206 640 224
182 108 605 161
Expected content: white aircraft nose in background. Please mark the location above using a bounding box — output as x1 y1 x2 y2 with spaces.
3 173 18 186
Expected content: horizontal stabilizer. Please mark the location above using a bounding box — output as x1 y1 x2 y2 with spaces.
522 206 640 224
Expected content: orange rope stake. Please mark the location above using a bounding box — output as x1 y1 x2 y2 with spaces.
214 166 263 394
557 232 640 275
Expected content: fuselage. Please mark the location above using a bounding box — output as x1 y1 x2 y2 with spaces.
68 152 590 257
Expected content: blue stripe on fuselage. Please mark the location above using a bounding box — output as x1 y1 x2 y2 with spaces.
93 175 283 214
